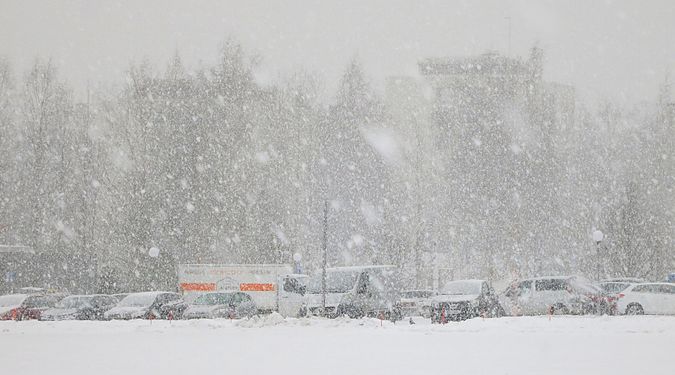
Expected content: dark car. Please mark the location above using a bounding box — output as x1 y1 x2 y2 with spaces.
104 291 187 320
0 293 65 320
182 292 257 319
40 294 118 321
430 280 504 323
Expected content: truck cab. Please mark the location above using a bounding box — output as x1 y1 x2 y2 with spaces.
304 265 402 320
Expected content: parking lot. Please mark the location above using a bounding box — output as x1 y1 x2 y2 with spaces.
1 315 672 375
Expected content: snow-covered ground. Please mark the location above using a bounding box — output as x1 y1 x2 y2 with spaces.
1 315 673 375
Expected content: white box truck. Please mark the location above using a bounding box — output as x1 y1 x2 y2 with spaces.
177 264 307 317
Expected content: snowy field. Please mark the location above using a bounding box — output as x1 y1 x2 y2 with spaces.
1 315 673 375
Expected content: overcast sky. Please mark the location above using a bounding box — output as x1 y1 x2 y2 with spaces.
1 0 674 104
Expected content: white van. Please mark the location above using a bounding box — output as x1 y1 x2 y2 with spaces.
177 264 307 317
304 267 363 316
304 265 402 320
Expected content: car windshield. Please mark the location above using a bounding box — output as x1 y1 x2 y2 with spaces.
600 282 631 293
55 296 93 309
402 291 434 298
193 293 233 305
118 294 158 307
441 281 481 295
307 270 359 294
0 294 27 307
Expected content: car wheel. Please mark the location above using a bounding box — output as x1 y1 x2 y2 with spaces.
625 303 644 315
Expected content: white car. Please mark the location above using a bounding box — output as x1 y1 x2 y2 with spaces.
182 292 257 319
617 283 675 315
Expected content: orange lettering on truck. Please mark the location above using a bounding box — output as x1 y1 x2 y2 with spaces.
240 283 275 291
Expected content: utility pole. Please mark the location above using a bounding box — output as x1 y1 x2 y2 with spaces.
592 230 604 281
321 200 328 314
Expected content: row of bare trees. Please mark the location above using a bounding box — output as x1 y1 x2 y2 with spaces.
0 41 673 292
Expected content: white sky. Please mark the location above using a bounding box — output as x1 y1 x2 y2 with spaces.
1 0 674 103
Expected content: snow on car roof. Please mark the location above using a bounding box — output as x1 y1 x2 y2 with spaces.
403 289 435 293
443 279 486 287
601 278 644 283
521 276 575 281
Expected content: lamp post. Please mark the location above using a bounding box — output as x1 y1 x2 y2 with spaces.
592 230 604 281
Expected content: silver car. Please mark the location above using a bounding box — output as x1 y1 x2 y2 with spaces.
500 276 613 316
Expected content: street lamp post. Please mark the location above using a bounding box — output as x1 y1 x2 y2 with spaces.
592 230 604 281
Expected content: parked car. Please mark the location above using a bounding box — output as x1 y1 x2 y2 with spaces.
40 294 118 321
0 293 64 320
500 276 614 316
182 292 257 319
430 280 503 322
400 290 437 318
104 292 187 320
617 283 675 315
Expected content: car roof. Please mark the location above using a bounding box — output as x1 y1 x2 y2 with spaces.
601 278 644 283
631 282 673 287
403 289 436 292
520 276 575 282
202 291 238 295
63 294 110 299
445 279 486 284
